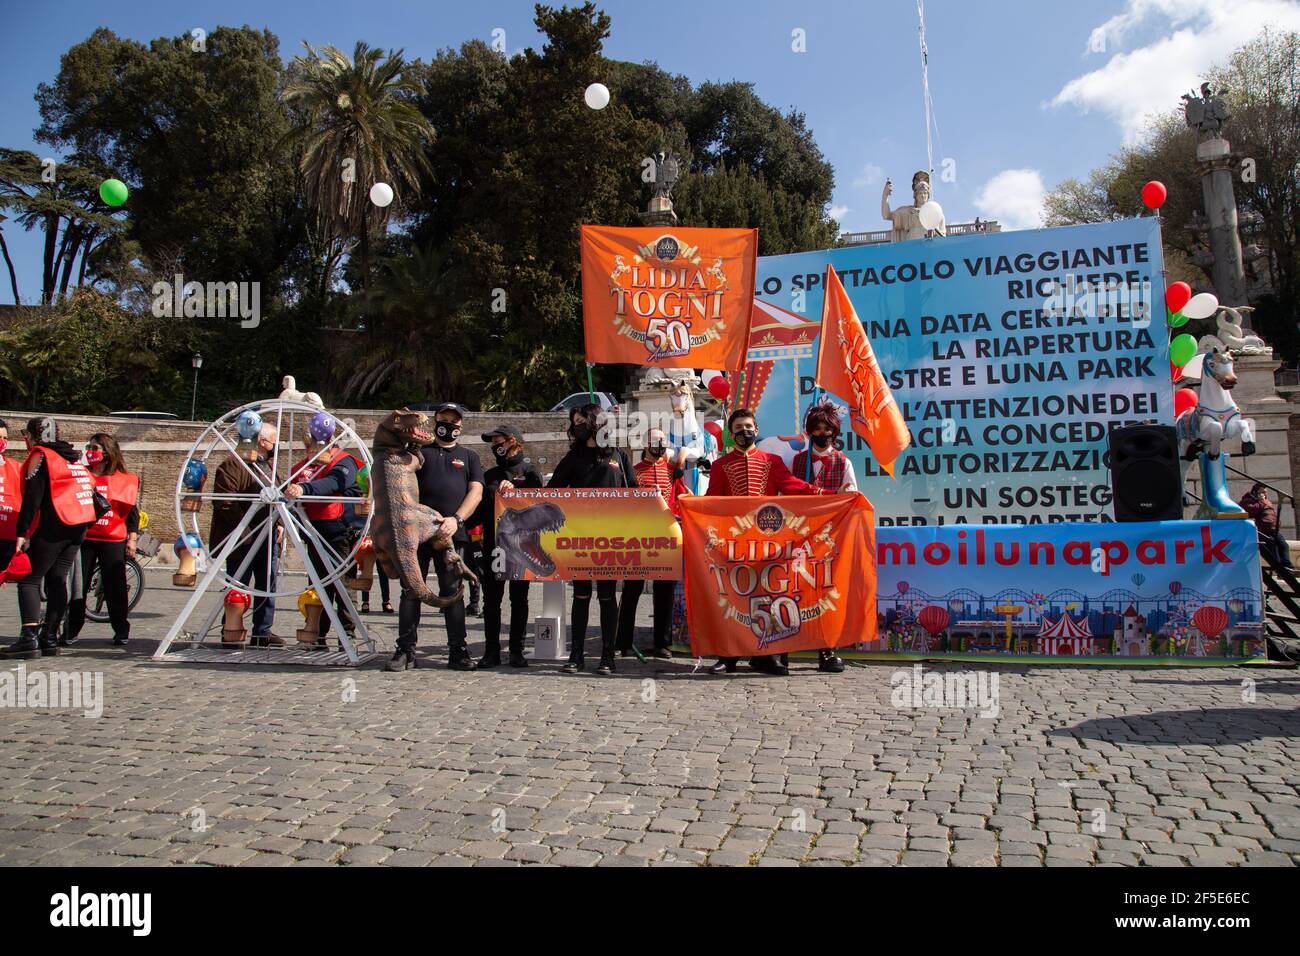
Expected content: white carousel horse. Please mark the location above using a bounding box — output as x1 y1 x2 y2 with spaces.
1176 348 1256 518
666 379 717 496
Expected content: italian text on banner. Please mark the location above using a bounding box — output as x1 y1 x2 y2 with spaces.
680 493 876 657
580 225 757 370
494 488 682 581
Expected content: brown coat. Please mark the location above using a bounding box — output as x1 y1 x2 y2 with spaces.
208 454 276 552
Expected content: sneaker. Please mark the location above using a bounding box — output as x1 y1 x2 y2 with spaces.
561 660 584 674
112 632 130 647
383 648 417 672
596 660 615 675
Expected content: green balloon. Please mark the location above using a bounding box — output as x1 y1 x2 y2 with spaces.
1170 333 1197 367
1168 309 1189 328
99 178 128 207
356 464 369 496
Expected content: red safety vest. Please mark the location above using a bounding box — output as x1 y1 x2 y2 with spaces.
23 446 96 531
293 450 362 522
86 470 140 542
0 457 21 541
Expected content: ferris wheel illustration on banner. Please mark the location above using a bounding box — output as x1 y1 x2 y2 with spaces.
153 398 375 662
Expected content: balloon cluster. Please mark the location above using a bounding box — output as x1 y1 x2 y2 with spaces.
1156 184 1220 418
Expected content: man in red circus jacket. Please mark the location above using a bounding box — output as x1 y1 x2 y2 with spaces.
705 408 851 676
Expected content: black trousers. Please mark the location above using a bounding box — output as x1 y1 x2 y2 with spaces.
397 542 469 652
67 538 130 639
570 579 618 664
18 533 85 625
481 559 530 655
0 539 14 574
615 579 676 650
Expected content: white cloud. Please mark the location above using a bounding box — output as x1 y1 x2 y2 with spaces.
974 169 1047 231
852 163 884 189
828 204 851 221
1052 0 1300 142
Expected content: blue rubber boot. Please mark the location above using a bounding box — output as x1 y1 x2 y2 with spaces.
1199 451 1246 517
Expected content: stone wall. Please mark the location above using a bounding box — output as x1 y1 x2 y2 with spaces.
0 408 571 562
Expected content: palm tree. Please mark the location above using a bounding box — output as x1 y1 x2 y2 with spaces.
343 245 473 402
281 42 435 328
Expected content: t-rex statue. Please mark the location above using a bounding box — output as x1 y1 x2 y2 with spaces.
369 409 478 608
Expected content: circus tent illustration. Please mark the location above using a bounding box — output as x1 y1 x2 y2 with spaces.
1036 612 1094 656
742 299 819 410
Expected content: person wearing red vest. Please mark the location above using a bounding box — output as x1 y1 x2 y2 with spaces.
705 408 850 677
2 417 95 659
65 433 140 647
286 420 363 646
791 398 859 495
614 427 680 660
0 418 22 575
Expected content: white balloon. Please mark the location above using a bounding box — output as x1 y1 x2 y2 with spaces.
918 200 944 232
369 182 394 208
584 83 610 110
700 369 721 387
1182 292 1220 320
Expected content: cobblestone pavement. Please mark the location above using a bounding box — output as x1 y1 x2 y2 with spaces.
0 574 1297 867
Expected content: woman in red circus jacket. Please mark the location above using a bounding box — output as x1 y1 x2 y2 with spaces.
2 417 96 659
0 417 22 573
66 433 141 647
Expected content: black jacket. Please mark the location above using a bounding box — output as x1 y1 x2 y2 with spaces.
476 457 545 550
546 445 638 490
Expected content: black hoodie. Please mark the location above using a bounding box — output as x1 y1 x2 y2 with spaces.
16 440 90 541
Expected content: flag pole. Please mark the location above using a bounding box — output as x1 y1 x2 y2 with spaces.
807 265 833 482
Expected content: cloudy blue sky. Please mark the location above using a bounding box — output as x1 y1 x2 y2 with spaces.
1 0 1296 304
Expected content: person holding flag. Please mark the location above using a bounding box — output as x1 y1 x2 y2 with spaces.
792 399 858 493
705 408 850 676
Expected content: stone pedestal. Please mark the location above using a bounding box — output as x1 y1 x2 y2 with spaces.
1183 351 1300 535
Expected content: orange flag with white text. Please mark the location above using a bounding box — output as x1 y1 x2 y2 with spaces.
815 265 911 476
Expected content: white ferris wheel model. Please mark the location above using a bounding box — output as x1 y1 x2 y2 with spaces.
153 398 375 662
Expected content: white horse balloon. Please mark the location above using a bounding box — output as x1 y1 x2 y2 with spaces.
1175 348 1256 518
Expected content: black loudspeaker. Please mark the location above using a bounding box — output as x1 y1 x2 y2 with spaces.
1109 424 1182 521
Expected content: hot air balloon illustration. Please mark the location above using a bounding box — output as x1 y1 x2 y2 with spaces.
1131 573 1145 588
1169 581 1181 595
1227 598 1245 616
1192 605 1228 638
897 581 909 595
949 598 965 615
918 605 950 635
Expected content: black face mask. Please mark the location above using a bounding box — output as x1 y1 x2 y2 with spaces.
492 444 511 458
732 429 756 449
571 422 593 442
811 433 834 450
647 446 666 458
434 422 460 443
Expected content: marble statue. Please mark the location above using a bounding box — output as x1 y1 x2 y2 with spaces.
881 170 945 242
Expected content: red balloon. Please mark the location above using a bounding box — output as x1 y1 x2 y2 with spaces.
1170 360 1183 383
1142 180 1167 210
918 605 950 635
1165 281 1192 315
703 420 723 444
707 376 730 401
1174 388 1197 416
1192 605 1228 640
